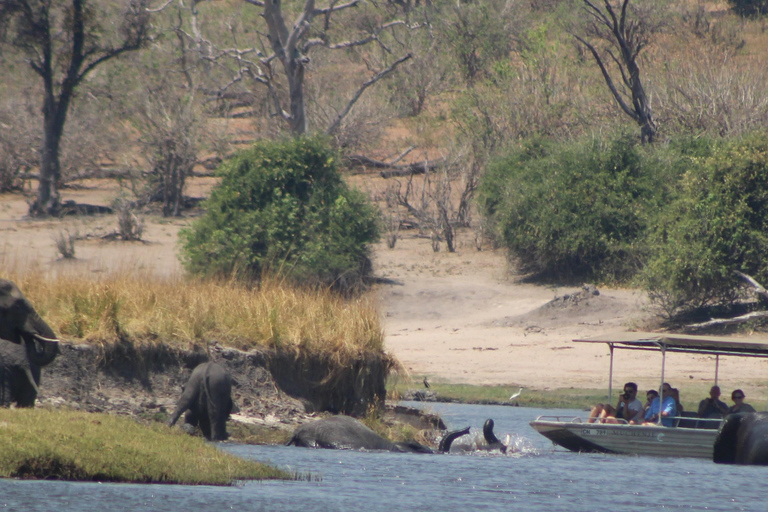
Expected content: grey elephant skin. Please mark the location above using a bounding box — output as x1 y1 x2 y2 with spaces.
286 415 470 453
713 412 768 465
0 279 60 407
168 362 235 441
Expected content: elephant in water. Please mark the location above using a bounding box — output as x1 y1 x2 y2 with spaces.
286 415 471 453
168 362 235 441
446 418 509 454
0 279 60 407
713 412 768 465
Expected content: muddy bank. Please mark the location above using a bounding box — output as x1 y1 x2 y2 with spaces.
37 341 408 439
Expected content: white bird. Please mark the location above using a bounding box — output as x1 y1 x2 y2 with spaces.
509 387 523 403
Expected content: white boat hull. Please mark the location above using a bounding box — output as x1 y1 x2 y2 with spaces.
530 417 720 459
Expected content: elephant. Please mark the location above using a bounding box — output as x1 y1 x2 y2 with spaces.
0 279 60 407
286 415 471 453
442 418 509 454
168 362 235 441
713 412 768 465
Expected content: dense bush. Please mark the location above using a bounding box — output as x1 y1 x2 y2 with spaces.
477 134 673 281
179 137 379 292
641 133 768 316
729 0 768 17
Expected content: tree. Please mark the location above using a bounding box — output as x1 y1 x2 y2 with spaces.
179 136 380 292
572 0 660 143
0 0 151 216
180 0 414 137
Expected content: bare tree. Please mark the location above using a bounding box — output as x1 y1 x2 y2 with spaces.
176 0 415 137
0 0 151 216
572 0 660 143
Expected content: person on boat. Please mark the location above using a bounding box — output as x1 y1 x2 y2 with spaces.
644 389 659 410
728 389 756 415
697 385 729 418
642 383 677 427
588 382 644 424
671 388 684 413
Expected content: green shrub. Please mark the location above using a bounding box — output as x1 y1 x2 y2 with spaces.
729 0 768 17
179 137 379 292
477 133 670 281
641 133 768 316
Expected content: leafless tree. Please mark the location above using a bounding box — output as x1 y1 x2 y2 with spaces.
0 0 151 216
572 0 660 143
172 0 416 137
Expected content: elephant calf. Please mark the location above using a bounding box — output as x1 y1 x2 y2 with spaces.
168 362 235 441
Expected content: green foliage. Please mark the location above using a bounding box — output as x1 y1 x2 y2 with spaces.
478 133 670 281
641 133 768 315
729 0 768 17
0 408 287 484
179 137 380 291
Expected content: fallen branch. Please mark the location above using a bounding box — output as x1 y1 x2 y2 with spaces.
344 155 444 177
686 311 768 330
735 270 768 302
686 271 768 329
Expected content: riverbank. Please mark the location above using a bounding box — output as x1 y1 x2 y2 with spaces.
0 408 287 484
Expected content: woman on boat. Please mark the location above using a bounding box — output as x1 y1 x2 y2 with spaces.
728 389 756 414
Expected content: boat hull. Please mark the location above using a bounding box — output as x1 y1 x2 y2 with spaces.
530 418 719 459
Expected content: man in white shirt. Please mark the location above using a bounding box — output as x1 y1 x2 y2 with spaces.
588 382 644 424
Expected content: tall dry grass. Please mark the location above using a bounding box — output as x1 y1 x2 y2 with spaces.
1 259 384 358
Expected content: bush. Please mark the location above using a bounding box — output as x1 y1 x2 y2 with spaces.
729 0 768 17
477 133 671 281
641 133 768 316
179 137 380 292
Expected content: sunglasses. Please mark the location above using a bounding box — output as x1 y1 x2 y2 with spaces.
734 396 745 400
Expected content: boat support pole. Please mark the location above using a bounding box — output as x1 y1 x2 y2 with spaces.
714 355 720 386
658 344 666 426
608 344 614 403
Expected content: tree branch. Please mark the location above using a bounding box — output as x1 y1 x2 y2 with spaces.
326 53 412 135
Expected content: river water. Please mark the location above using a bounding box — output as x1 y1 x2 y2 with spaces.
1 401 765 511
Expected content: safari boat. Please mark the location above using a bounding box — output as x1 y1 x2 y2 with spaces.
530 332 768 459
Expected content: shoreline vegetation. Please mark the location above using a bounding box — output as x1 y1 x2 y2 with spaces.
0 409 289 485
1 263 384 360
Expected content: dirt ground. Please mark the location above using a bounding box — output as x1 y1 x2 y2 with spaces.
3 177 768 405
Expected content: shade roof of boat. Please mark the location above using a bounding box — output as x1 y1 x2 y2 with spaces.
573 331 768 358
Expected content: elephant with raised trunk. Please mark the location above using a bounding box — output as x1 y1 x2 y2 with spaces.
168 362 235 441
0 279 60 407
286 415 471 453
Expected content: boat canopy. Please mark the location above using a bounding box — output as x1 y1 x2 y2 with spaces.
573 331 768 359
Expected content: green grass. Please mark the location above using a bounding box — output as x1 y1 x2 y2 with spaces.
390 379 768 413
0 409 290 484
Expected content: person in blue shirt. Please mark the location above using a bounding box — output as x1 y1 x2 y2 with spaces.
643 383 677 427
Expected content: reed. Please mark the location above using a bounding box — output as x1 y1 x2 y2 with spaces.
0 262 384 361
0 408 288 484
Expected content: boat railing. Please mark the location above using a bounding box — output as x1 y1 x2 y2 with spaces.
534 414 725 430
532 415 629 425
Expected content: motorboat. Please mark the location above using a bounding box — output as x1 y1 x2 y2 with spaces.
530 331 768 458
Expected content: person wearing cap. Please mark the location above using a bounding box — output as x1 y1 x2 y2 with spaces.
727 389 756 415
698 385 729 418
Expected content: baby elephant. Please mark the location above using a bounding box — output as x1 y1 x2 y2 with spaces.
168 362 235 441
